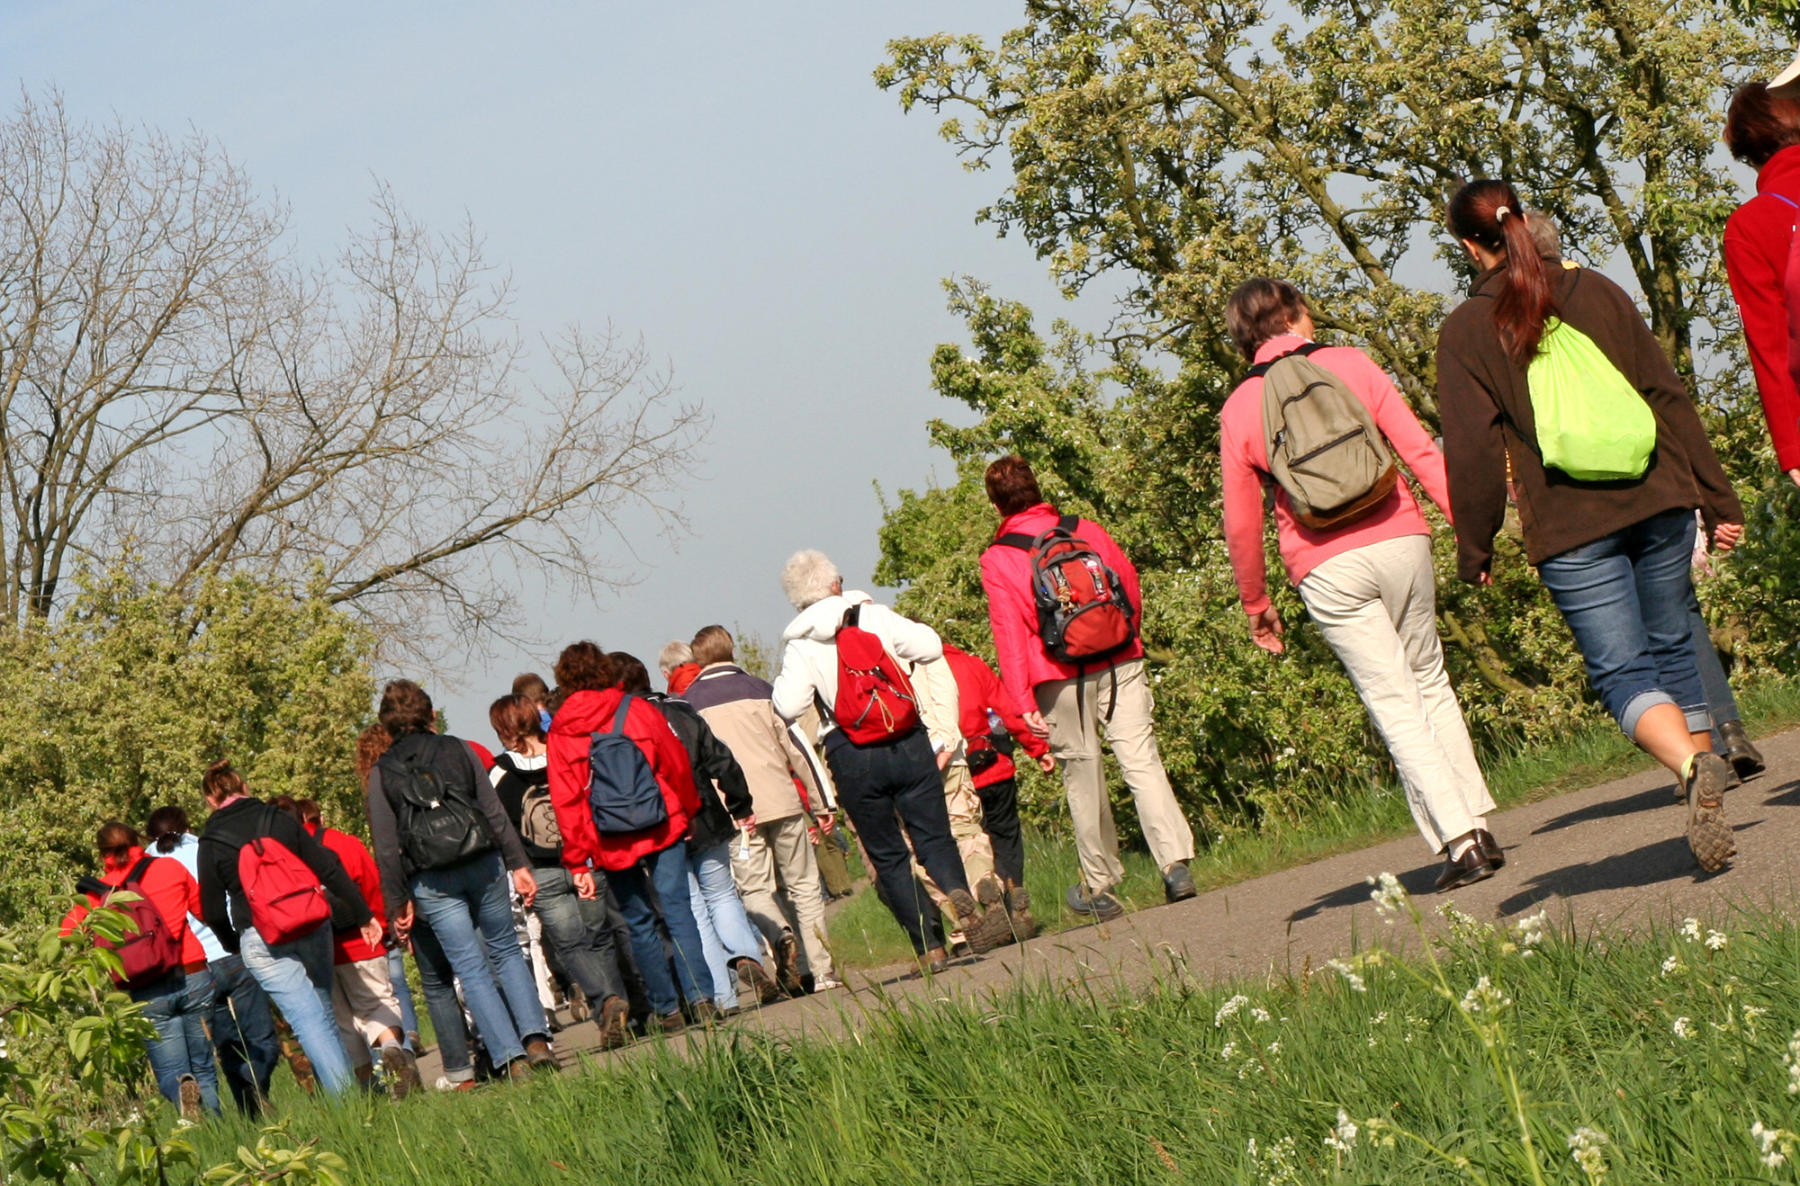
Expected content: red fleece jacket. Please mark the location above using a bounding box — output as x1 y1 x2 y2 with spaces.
61 847 206 967
1724 144 1800 472
309 825 387 965
943 644 1050 789
546 688 701 872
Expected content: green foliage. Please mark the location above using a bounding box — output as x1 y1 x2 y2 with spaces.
0 568 376 926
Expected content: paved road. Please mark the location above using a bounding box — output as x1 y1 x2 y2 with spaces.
417 725 1800 1077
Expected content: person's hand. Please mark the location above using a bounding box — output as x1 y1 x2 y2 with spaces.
815 811 835 835
1248 606 1284 655
393 902 414 940
512 866 539 909
738 814 758 831
1714 521 1744 553
1788 467 1800 489
1036 752 1057 774
572 870 597 900
360 919 384 950
936 749 952 771
1477 570 1494 587
1022 711 1050 739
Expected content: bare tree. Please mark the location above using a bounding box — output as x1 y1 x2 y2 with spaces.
0 91 704 649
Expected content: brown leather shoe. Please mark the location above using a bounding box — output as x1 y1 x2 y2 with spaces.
524 1037 560 1072
596 995 631 1051
1435 839 1495 891
1473 829 1505 870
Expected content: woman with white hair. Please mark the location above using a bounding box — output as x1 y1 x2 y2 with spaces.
770 550 1011 970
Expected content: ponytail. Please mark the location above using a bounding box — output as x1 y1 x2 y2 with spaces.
1447 180 1555 366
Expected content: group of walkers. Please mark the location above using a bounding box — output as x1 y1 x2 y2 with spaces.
60 71 1800 1115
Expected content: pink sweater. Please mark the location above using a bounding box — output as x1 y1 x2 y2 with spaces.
1221 334 1452 615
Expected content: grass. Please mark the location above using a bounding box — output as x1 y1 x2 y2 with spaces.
825 678 1800 969
179 898 1800 1185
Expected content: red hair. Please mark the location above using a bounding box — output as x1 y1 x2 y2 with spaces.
1725 83 1800 168
984 456 1045 517
1447 180 1554 366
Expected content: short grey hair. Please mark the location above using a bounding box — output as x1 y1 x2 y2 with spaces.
657 640 693 676
782 549 841 610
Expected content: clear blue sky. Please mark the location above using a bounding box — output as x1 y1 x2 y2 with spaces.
1 2 1117 738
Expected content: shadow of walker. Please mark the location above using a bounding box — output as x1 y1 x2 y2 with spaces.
1286 862 1440 924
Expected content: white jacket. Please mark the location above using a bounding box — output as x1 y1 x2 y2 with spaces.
771 591 944 738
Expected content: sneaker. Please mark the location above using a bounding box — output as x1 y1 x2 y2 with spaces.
1162 861 1197 903
597 995 632 1051
773 933 806 997
1720 721 1766 782
1434 837 1496 891
381 1044 423 1100
1473 829 1505 870
177 1074 203 1120
434 1075 477 1092
1684 751 1736 873
813 974 845 992
1065 883 1125 922
734 958 783 1006
524 1037 560 1073
689 999 726 1027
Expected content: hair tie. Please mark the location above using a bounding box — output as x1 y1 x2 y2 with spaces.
1495 205 1513 222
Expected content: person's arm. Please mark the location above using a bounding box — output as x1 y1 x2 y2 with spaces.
977 654 1049 760
693 713 754 820
464 743 529 872
981 549 1040 717
1219 392 1274 614
912 657 961 758
878 605 945 666
58 899 90 937
640 704 704 818
769 640 814 723
774 708 824 802
1352 354 1452 520
364 768 412 918
1725 212 1800 472
545 733 602 874
280 810 373 929
197 838 238 952
1435 320 1510 583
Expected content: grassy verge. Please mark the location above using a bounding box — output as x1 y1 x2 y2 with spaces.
827 679 1800 969
183 897 1800 1184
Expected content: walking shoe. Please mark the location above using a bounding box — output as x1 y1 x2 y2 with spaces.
435 1075 478 1092
1473 829 1505 870
524 1037 560 1072
1435 839 1495 891
774 933 806 997
690 999 726 1028
654 1011 686 1036
566 987 591 1024
1004 885 1039 941
963 902 1020 955
596 995 632 1051
947 888 985 934
1065 883 1126 922
813 974 845 992
381 1044 423 1100
405 1030 425 1055
1684 751 1736 873
1163 861 1197 903
505 1057 535 1084
1720 721 1766 782
923 947 949 976
975 875 1006 909
735 958 782 1006
177 1074 203 1120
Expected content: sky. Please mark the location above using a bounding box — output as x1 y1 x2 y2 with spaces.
0 2 1123 737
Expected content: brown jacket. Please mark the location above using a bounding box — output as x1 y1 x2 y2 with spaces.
682 663 822 822
1437 264 1741 582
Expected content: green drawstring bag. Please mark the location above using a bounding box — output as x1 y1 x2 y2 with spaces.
1525 317 1656 481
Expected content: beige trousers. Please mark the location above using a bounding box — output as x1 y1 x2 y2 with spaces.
914 764 998 911
1037 657 1195 893
1297 534 1496 853
330 956 405 1071
731 815 834 978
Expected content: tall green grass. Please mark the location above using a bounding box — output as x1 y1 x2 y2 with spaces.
182 899 1800 1184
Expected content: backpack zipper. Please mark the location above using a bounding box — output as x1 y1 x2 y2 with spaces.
1288 426 1368 467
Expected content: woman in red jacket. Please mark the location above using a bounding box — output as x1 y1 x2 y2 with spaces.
62 821 219 1116
545 640 718 1031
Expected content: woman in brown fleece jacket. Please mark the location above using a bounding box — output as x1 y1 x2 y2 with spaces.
1436 178 1745 874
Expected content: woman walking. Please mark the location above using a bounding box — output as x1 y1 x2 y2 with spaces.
1437 179 1745 872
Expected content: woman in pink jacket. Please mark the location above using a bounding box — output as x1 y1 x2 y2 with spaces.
1219 278 1499 891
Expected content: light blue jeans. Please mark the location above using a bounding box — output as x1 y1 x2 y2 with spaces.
238 925 355 1097
410 852 546 1069
134 970 221 1113
688 842 765 1010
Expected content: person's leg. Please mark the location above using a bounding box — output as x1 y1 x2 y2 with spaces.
604 864 683 1017
889 731 972 901
466 855 551 1047
410 865 527 1068
408 918 474 1084
644 843 716 1005
1095 659 1196 871
1036 675 1124 893
685 847 739 1010
523 910 557 1012
131 974 192 1107
386 947 420 1043
177 966 222 1113
763 815 834 980
208 955 279 1112
1689 597 1740 733
530 865 628 1008
599 881 654 1025
942 765 998 894
239 928 356 1097
975 778 1027 888
1628 511 1712 746
330 968 375 1077
826 737 941 955
727 825 793 957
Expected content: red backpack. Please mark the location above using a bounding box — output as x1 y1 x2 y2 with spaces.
833 605 923 745
996 514 1137 666
237 822 331 946
87 857 184 989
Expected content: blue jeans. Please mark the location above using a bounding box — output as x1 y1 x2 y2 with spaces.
410 852 546 1069
386 946 419 1042
1690 599 1741 740
687 842 765 1010
207 954 279 1113
605 843 715 1017
1537 509 1710 739
407 916 472 1082
531 864 628 1008
134 970 220 1113
238 925 355 1097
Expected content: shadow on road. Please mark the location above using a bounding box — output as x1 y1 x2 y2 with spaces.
1493 828 1759 915
1758 778 1800 808
1287 862 1438 923
1532 783 1673 835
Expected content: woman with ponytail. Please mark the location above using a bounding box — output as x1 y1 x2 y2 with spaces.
1436 179 1746 874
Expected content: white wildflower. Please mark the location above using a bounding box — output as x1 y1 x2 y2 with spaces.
1267 1041 1281 1054
1249 1006 1271 1024
1514 909 1549 947
1705 929 1728 951
1323 1108 1359 1153
1783 1030 1800 1093
1671 1016 1694 1040
1567 1126 1609 1181
1220 1041 1238 1061
1324 958 1367 993
1459 976 1511 1017
1371 1011 1389 1025
174 1118 196 1131
1215 994 1249 1026
1679 918 1701 943
1754 1121 1795 1168
1744 1005 1768 1032
1366 872 1406 917
1661 955 1682 977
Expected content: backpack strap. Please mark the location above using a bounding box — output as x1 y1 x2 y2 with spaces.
1245 340 1323 380
838 603 862 633
123 855 157 891
608 694 634 736
1056 514 1079 534
1770 193 1799 209
994 533 1035 550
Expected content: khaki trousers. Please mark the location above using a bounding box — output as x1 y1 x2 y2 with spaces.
1037 657 1195 893
330 956 404 1071
730 815 834 978
1297 534 1495 854
914 764 998 912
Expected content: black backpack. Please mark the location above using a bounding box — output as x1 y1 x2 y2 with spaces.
379 735 494 871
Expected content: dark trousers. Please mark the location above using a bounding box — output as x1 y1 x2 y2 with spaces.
207 954 280 1114
1690 598 1741 740
977 777 1026 887
530 863 628 1007
826 728 969 955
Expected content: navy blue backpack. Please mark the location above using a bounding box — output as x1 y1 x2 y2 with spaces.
588 694 669 835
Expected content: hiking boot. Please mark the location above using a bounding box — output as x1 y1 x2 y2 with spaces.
654 1011 686 1036
947 888 985 933
1065 883 1126 922
773 933 806 997
975 876 1006 909
690 999 726 1028
524 1037 560 1072
1684 751 1736 873
1435 838 1496 891
1473 828 1505 870
1720 721 1766 782
1005 885 1039 941
277 1026 317 1095
405 1030 425 1055
177 1074 203 1120
734 958 782 1006
597 995 632 1051
381 1044 423 1100
1163 861 1197 903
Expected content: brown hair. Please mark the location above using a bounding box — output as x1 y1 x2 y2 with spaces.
984 455 1044 517
96 820 137 855
297 799 323 827
1447 179 1554 366
1224 278 1309 360
554 641 615 694
203 758 247 804
511 672 551 704
269 795 305 826
690 625 734 667
378 679 435 737
354 724 393 783
489 693 544 752
145 805 190 854
611 652 652 695
1726 82 1800 168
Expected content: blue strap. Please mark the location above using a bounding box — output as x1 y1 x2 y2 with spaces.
1770 193 1799 209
